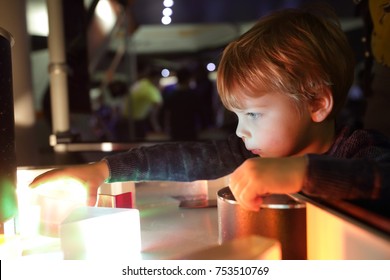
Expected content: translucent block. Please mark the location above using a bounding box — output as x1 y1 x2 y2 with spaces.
60 206 141 260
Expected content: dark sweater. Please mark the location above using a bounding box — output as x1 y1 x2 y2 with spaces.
104 126 390 200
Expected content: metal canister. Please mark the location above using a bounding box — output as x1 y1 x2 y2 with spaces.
217 186 307 259
0 27 17 228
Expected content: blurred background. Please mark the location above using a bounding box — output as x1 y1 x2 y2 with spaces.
0 0 366 166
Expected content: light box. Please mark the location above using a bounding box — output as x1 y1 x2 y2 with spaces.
60 206 141 260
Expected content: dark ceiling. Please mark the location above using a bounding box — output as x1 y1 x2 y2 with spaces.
30 0 360 53
30 0 365 82
88 0 364 76
131 0 358 25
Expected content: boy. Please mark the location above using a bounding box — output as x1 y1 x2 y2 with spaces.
31 7 390 211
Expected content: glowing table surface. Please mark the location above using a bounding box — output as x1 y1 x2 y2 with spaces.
15 168 224 260
137 181 220 260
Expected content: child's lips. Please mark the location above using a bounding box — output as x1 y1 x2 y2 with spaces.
250 149 261 155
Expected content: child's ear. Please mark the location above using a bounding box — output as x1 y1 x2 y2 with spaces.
309 87 333 123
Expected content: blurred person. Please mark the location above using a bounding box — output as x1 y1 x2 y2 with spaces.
91 80 130 141
164 67 201 140
124 68 163 140
194 64 216 130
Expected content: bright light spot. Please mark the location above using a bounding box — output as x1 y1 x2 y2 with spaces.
34 178 88 203
16 168 51 237
207 63 216 72
162 8 173 17
163 0 174 8
26 2 49 36
161 69 170 77
161 16 172 25
33 178 88 236
95 0 116 33
14 94 36 126
101 142 114 152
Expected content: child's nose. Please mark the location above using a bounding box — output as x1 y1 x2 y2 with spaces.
235 122 250 139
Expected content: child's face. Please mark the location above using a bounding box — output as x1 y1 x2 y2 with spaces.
232 92 319 158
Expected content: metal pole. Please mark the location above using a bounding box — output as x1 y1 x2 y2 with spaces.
46 0 70 142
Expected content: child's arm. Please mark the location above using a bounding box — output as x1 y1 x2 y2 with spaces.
302 154 390 200
103 135 254 183
29 134 254 205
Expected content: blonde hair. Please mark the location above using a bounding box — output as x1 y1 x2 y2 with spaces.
217 7 355 118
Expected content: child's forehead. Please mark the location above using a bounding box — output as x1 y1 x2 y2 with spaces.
220 78 294 111
229 90 283 109
232 86 276 100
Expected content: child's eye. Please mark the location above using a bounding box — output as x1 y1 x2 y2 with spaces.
246 112 262 119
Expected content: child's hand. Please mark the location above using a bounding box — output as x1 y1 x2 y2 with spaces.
29 161 109 207
229 156 308 211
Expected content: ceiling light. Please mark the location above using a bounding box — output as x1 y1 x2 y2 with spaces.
162 8 173 17
163 0 174 8
161 16 172 25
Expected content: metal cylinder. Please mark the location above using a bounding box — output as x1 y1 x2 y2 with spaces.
217 186 307 259
0 27 18 225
